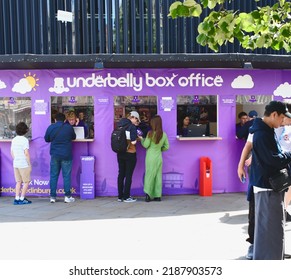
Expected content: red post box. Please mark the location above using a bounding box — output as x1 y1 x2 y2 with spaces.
199 157 212 196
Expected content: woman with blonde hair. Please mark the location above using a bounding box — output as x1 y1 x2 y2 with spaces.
140 115 169 202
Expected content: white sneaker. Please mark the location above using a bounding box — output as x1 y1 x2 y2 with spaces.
123 197 137 203
64 196 75 203
50 197 56 203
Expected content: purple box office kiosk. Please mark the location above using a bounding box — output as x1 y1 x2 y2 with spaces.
0 68 288 198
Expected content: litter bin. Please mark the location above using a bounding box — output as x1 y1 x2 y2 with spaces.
80 156 95 199
199 157 212 196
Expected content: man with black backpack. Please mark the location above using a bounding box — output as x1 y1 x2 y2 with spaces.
115 111 140 202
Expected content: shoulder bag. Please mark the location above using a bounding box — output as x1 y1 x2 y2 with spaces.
253 148 291 192
268 168 291 192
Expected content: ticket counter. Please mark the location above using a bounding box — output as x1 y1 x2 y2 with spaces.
0 68 289 197
51 96 94 140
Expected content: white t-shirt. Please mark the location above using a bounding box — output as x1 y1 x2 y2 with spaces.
11 135 29 168
247 133 253 143
275 125 291 152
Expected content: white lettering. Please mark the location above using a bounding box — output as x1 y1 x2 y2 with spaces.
63 72 223 92
178 73 223 87
33 179 50 186
66 73 143 92
145 73 177 87
81 157 94 161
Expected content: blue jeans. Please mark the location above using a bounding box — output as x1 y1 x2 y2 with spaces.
50 157 73 198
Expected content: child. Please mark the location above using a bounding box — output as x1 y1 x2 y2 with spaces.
11 122 32 205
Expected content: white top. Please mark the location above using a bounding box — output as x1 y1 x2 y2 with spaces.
246 133 253 143
11 136 29 168
275 125 291 152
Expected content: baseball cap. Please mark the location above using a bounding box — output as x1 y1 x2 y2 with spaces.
129 111 140 122
248 110 258 118
265 101 291 118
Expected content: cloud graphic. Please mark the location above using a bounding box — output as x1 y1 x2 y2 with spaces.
231 74 254 89
49 77 69 94
273 82 291 98
0 80 6 89
12 78 32 94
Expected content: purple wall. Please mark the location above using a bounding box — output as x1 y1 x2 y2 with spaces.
0 68 289 197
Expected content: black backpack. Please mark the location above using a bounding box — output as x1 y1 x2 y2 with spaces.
111 124 130 153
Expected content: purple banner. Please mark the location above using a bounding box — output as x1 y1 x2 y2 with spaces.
0 68 290 197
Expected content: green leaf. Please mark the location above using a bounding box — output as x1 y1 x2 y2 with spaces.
208 11 220 20
234 29 244 42
196 33 208 46
256 36 265 48
169 1 183 12
279 0 286 7
271 40 283 50
283 41 291 52
183 0 196 8
190 4 202 17
281 27 290 38
168 9 178 18
219 21 229 33
198 21 211 33
168 0 291 52
239 13 255 32
177 5 189 16
209 42 219 52
272 13 281 22
200 0 208 8
208 0 217 9
251 11 260 19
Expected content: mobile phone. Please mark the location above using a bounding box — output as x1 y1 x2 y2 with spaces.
241 176 246 183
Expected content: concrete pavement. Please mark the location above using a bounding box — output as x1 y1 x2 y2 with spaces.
0 192 291 260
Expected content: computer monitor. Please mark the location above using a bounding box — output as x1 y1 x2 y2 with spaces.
187 124 207 137
73 126 85 139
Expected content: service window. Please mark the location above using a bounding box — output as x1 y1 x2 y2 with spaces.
0 97 32 140
114 96 157 136
177 95 218 137
236 95 272 140
51 96 94 139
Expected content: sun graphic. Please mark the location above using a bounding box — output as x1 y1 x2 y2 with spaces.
24 72 39 91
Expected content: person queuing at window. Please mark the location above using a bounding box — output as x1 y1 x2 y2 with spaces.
11 122 32 205
140 115 169 202
44 113 76 203
116 111 140 203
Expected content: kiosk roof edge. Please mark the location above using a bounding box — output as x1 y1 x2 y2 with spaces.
1 53 291 70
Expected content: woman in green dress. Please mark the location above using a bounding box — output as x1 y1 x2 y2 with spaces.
140 115 169 202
